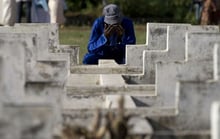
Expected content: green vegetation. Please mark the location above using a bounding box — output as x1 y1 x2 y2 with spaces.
65 0 196 25
59 24 146 63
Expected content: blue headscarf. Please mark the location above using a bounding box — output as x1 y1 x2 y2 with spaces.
34 0 49 12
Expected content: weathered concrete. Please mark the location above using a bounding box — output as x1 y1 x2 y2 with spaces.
15 23 80 65
0 54 2 115
15 23 60 51
1 23 220 138
127 23 219 66
0 34 26 101
0 33 67 127
0 97 61 139
58 44 79 66
126 23 190 68
70 64 142 74
0 26 69 63
99 60 126 86
126 24 219 84
64 56 169 118
0 1 2 24
0 36 62 139
0 33 68 83
143 37 220 133
123 33 220 120
100 60 141 109
65 60 155 96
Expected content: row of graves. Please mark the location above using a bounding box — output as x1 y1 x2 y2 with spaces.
0 23 220 139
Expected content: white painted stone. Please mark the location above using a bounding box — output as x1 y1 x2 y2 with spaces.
0 32 68 83
211 101 220 139
65 60 155 112
1 96 61 139
0 33 66 123
0 38 62 138
65 83 155 96
70 59 142 74
59 44 79 65
70 64 142 74
0 1 2 24
15 23 60 51
126 23 191 67
65 60 155 95
0 25 70 63
126 24 219 85
142 33 220 108
144 37 220 132
15 23 80 65
0 54 3 118
111 33 220 122
99 60 136 109
163 80 220 131
0 34 26 102
27 61 68 83
99 60 126 86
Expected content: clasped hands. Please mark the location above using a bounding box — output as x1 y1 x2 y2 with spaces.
104 23 124 39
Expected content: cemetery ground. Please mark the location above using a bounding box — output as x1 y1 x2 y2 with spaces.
59 24 146 63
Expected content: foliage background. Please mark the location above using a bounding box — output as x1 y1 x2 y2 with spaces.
64 0 196 26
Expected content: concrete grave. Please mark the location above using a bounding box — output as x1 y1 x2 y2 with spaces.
65 60 155 96
15 23 60 51
15 23 80 65
63 59 174 122
1 22 220 138
63 32 220 125
126 23 190 68
0 32 68 119
123 32 220 118
0 32 68 83
142 36 220 135
125 24 219 84
0 25 70 65
0 33 62 139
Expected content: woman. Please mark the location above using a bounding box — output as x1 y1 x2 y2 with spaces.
16 0 32 23
0 0 16 26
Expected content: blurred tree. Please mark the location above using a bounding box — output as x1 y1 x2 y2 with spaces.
65 0 196 24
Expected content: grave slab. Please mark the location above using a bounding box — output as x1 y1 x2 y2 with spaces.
15 23 80 65
122 33 219 118
0 34 63 138
126 23 191 68
0 25 70 63
0 32 68 83
0 34 26 101
126 25 219 84
144 38 220 133
65 60 155 96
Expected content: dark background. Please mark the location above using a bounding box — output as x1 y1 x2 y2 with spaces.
64 0 196 26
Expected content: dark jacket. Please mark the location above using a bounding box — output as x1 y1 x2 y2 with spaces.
83 16 136 64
